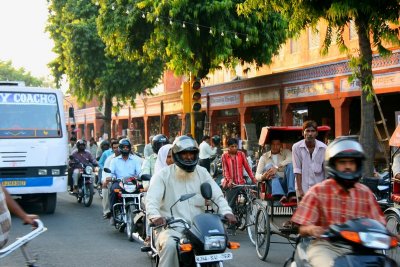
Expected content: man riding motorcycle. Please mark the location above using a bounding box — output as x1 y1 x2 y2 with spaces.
69 139 98 193
291 136 386 267
141 134 169 176
146 135 236 267
108 138 142 225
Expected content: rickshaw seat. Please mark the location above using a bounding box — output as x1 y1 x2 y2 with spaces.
258 181 274 201
392 178 400 203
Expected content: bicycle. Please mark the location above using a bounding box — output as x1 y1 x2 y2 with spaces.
230 183 261 246
0 219 47 267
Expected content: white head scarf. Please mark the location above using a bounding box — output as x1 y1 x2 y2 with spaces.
154 144 173 175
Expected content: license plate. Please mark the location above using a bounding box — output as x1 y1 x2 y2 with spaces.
2 180 27 187
195 252 233 263
121 194 138 198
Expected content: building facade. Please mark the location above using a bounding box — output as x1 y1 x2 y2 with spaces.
64 21 400 154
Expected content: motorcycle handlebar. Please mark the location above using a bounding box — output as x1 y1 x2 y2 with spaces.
0 219 47 258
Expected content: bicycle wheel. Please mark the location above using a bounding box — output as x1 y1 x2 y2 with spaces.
246 199 262 246
255 205 271 261
83 184 93 207
385 212 400 264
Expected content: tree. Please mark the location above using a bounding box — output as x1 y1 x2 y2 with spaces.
96 0 289 78
47 0 164 136
238 0 400 176
0 60 45 86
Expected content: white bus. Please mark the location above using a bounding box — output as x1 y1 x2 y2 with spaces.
0 82 68 213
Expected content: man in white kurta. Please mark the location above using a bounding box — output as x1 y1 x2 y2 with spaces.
146 136 234 267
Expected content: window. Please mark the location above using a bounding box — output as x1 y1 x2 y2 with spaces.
349 20 358 40
308 26 320 49
290 38 300 54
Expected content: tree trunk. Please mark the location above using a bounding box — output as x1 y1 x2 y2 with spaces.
356 17 375 177
103 95 112 138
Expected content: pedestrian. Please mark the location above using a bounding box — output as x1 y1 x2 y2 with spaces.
292 120 327 200
0 186 38 249
198 135 217 172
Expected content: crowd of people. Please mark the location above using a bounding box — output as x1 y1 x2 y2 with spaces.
3 119 399 267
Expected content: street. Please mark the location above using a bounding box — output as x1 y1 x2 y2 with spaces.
2 192 293 267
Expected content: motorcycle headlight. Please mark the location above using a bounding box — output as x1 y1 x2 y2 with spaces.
359 232 391 250
204 236 226 251
124 184 136 193
85 166 93 175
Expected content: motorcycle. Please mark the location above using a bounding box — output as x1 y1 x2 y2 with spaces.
362 173 391 209
142 182 240 267
210 155 223 186
69 156 95 207
285 218 398 267
104 168 150 242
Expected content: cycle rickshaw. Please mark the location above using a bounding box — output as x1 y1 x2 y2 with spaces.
253 125 330 261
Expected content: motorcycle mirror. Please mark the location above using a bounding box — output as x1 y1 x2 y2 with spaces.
180 193 196 202
200 182 212 200
103 168 111 173
139 174 152 181
69 155 74 160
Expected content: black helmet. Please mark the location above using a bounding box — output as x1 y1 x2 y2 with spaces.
76 139 86 151
172 135 199 172
118 138 132 156
100 140 110 150
325 136 365 184
212 135 221 146
152 134 169 154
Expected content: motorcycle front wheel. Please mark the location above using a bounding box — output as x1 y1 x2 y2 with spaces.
126 206 135 242
83 184 94 207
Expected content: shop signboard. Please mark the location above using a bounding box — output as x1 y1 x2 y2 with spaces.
340 72 400 92
284 81 334 99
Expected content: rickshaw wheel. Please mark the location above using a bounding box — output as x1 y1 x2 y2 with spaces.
255 205 271 261
247 199 262 246
385 212 400 264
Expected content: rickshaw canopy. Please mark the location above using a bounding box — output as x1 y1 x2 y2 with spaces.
389 124 400 147
258 126 331 146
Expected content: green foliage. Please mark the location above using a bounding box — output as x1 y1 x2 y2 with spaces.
96 0 289 78
0 60 45 87
46 0 163 105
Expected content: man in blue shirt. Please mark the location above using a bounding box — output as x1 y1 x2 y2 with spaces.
109 138 142 224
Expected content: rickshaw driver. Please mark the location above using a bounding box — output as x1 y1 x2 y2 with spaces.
291 137 386 267
256 138 296 203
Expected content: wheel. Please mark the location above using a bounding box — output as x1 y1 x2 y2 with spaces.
385 212 400 264
83 184 94 207
246 199 262 246
42 193 57 214
255 205 271 261
126 206 135 242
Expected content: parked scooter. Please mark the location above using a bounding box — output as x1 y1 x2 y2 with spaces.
69 156 95 207
285 218 398 267
104 168 150 242
142 182 240 267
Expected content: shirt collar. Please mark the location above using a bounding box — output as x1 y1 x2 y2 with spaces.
328 178 359 195
265 150 282 158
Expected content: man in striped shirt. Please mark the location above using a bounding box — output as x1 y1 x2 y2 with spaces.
221 138 256 213
291 137 385 267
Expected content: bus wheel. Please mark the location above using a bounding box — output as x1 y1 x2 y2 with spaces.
42 193 57 214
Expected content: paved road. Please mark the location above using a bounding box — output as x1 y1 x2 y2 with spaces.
1 192 294 267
